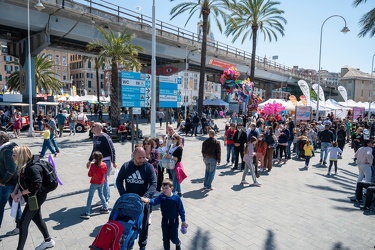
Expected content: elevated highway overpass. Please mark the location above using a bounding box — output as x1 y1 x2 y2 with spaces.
0 0 337 99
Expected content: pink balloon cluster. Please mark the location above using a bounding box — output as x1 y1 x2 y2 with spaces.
263 102 285 115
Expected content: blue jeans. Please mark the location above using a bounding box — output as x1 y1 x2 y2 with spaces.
37 121 43 131
170 169 181 194
203 158 217 189
85 183 107 215
287 140 293 157
50 133 59 152
69 123 76 134
103 160 112 202
0 185 21 227
320 142 331 162
161 218 180 250
226 144 235 163
40 139 56 157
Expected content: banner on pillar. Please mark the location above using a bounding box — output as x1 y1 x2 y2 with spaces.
297 80 311 105
312 84 325 103
337 86 348 102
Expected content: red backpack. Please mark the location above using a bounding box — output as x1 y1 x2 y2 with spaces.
89 220 124 250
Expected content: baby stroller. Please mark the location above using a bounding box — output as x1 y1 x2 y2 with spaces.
90 193 144 250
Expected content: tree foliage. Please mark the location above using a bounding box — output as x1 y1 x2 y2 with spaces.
7 55 63 93
87 26 144 127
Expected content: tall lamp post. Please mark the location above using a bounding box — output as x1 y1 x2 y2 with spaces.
368 53 375 120
27 0 44 136
316 15 349 122
150 0 156 137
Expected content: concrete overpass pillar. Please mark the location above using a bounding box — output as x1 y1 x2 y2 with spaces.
7 31 50 104
265 83 275 100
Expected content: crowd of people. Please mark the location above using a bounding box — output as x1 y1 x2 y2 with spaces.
220 111 375 211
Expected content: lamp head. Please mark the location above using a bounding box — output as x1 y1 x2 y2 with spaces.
35 0 45 11
340 26 350 34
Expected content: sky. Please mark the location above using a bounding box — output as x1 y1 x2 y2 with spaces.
94 0 373 73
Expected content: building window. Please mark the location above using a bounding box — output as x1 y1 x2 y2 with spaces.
55 55 60 65
62 56 67 66
0 75 2 81
100 82 104 88
63 72 67 81
88 80 92 88
361 90 363 96
88 61 92 69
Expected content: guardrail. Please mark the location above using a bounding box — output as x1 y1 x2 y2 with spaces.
62 0 316 81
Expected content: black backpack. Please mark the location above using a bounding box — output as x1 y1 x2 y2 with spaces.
38 160 58 193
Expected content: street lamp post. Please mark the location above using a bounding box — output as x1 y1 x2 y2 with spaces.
150 0 156 137
316 15 349 122
368 53 375 120
27 0 44 136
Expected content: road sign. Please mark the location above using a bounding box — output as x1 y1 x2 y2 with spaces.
121 71 151 108
159 76 182 108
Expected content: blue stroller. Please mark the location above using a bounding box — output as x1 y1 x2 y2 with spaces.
109 193 144 250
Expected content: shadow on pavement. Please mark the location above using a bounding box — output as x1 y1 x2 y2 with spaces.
264 230 276 250
218 170 237 176
332 241 351 250
189 228 212 250
230 184 244 192
47 207 84 230
305 184 353 194
89 225 102 238
181 189 209 199
190 178 204 184
339 169 358 178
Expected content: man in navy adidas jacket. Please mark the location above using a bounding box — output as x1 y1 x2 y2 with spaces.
116 147 156 250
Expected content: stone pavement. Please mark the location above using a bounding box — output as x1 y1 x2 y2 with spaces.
0 117 373 250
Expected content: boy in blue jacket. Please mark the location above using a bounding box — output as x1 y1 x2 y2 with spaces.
142 178 188 250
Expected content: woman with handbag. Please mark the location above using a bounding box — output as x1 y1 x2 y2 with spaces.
11 146 55 250
164 134 184 197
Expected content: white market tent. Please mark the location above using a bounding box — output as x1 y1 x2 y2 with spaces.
338 99 359 108
203 98 229 106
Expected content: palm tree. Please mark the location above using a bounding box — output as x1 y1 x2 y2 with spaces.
87 26 144 127
170 0 228 117
7 55 63 93
225 0 286 97
352 0 375 37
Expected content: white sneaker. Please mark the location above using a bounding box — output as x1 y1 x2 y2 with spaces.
148 214 152 225
254 182 262 186
35 239 55 250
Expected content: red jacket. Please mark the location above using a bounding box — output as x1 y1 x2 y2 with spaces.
88 162 107 184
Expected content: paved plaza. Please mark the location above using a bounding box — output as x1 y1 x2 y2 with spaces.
0 117 373 250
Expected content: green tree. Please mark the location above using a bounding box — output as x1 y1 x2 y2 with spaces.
7 55 63 93
353 0 375 37
170 0 228 117
224 0 286 97
87 26 144 127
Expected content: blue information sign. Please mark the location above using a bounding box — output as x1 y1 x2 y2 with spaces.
121 71 151 107
159 76 182 108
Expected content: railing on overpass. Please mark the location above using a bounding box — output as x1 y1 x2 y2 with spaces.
68 0 316 82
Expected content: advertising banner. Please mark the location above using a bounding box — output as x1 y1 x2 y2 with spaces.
337 86 348 102
353 107 365 120
295 106 312 121
297 80 311 105
312 84 325 103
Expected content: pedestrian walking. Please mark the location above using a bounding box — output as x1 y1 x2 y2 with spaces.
232 123 247 170
241 136 261 186
141 178 188 250
224 123 236 166
87 123 117 204
54 110 67 137
38 123 57 158
11 146 56 250
80 151 109 219
0 131 22 240
46 113 60 154
116 147 157 250
158 110 165 128
201 130 221 190
327 141 343 175
303 140 313 170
